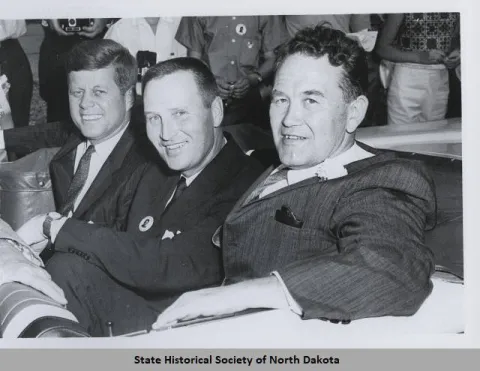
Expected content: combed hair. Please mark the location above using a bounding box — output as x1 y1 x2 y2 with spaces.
142 57 219 107
65 39 137 95
275 24 368 102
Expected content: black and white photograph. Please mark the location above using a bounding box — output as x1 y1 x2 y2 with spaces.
0 0 472 350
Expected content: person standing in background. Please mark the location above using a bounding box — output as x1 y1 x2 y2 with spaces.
375 13 460 125
0 19 33 128
175 16 289 129
104 17 186 96
104 17 187 127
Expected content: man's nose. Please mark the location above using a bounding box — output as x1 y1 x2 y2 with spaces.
282 103 302 127
79 92 95 109
160 121 178 141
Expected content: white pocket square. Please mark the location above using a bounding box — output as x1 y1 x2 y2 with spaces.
162 230 175 240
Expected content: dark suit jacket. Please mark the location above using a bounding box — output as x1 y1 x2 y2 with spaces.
222 142 437 321
49 126 151 229
52 139 264 309
4 118 152 229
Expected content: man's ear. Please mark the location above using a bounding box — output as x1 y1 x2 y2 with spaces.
124 87 135 111
210 96 224 128
346 95 369 134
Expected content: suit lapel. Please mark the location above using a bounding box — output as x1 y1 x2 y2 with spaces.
49 134 81 208
234 165 273 208
156 175 180 215
73 127 135 218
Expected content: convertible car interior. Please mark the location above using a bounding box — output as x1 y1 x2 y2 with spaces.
0 119 464 339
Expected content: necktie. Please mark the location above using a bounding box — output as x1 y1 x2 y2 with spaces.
245 167 289 204
163 176 187 214
59 144 96 215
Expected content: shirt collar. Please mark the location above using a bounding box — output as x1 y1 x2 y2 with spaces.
85 123 129 162
139 17 175 29
182 136 228 186
285 143 375 185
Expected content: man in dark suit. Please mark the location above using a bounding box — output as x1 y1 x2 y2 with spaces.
14 58 264 336
153 25 437 329
12 39 151 257
0 39 153 336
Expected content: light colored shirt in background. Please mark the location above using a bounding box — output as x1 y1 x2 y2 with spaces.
105 17 186 62
104 17 186 95
0 20 27 42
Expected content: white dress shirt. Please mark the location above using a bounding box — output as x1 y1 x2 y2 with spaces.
69 124 128 214
260 143 375 199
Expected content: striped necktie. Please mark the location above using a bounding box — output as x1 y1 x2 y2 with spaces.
245 168 289 204
58 144 96 215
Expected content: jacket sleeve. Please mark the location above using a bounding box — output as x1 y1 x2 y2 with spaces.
3 121 75 156
278 162 436 321
52 200 236 294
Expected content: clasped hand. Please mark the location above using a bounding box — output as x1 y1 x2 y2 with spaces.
16 214 49 255
216 74 258 100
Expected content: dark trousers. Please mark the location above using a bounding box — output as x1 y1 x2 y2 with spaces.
0 38 33 128
446 69 462 118
39 31 81 122
45 252 161 337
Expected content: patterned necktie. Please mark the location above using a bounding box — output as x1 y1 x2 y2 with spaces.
163 176 187 214
58 144 96 215
245 167 289 204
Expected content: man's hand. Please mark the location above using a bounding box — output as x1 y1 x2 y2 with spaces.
216 77 233 100
152 276 291 330
30 239 49 255
16 214 48 248
47 19 71 36
232 77 254 99
0 242 67 305
77 18 108 38
444 49 460 69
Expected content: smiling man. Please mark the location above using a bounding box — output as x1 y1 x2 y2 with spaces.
152 25 437 328
13 39 151 259
13 57 264 337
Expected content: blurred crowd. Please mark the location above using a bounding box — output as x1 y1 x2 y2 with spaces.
0 13 461 133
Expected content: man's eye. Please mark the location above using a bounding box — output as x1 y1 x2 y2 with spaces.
148 115 161 123
94 90 107 96
173 111 186 117
305 98 318 105
71 91 83 97
272 97 287 105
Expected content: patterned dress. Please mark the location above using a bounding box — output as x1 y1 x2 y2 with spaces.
394 13 459 53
